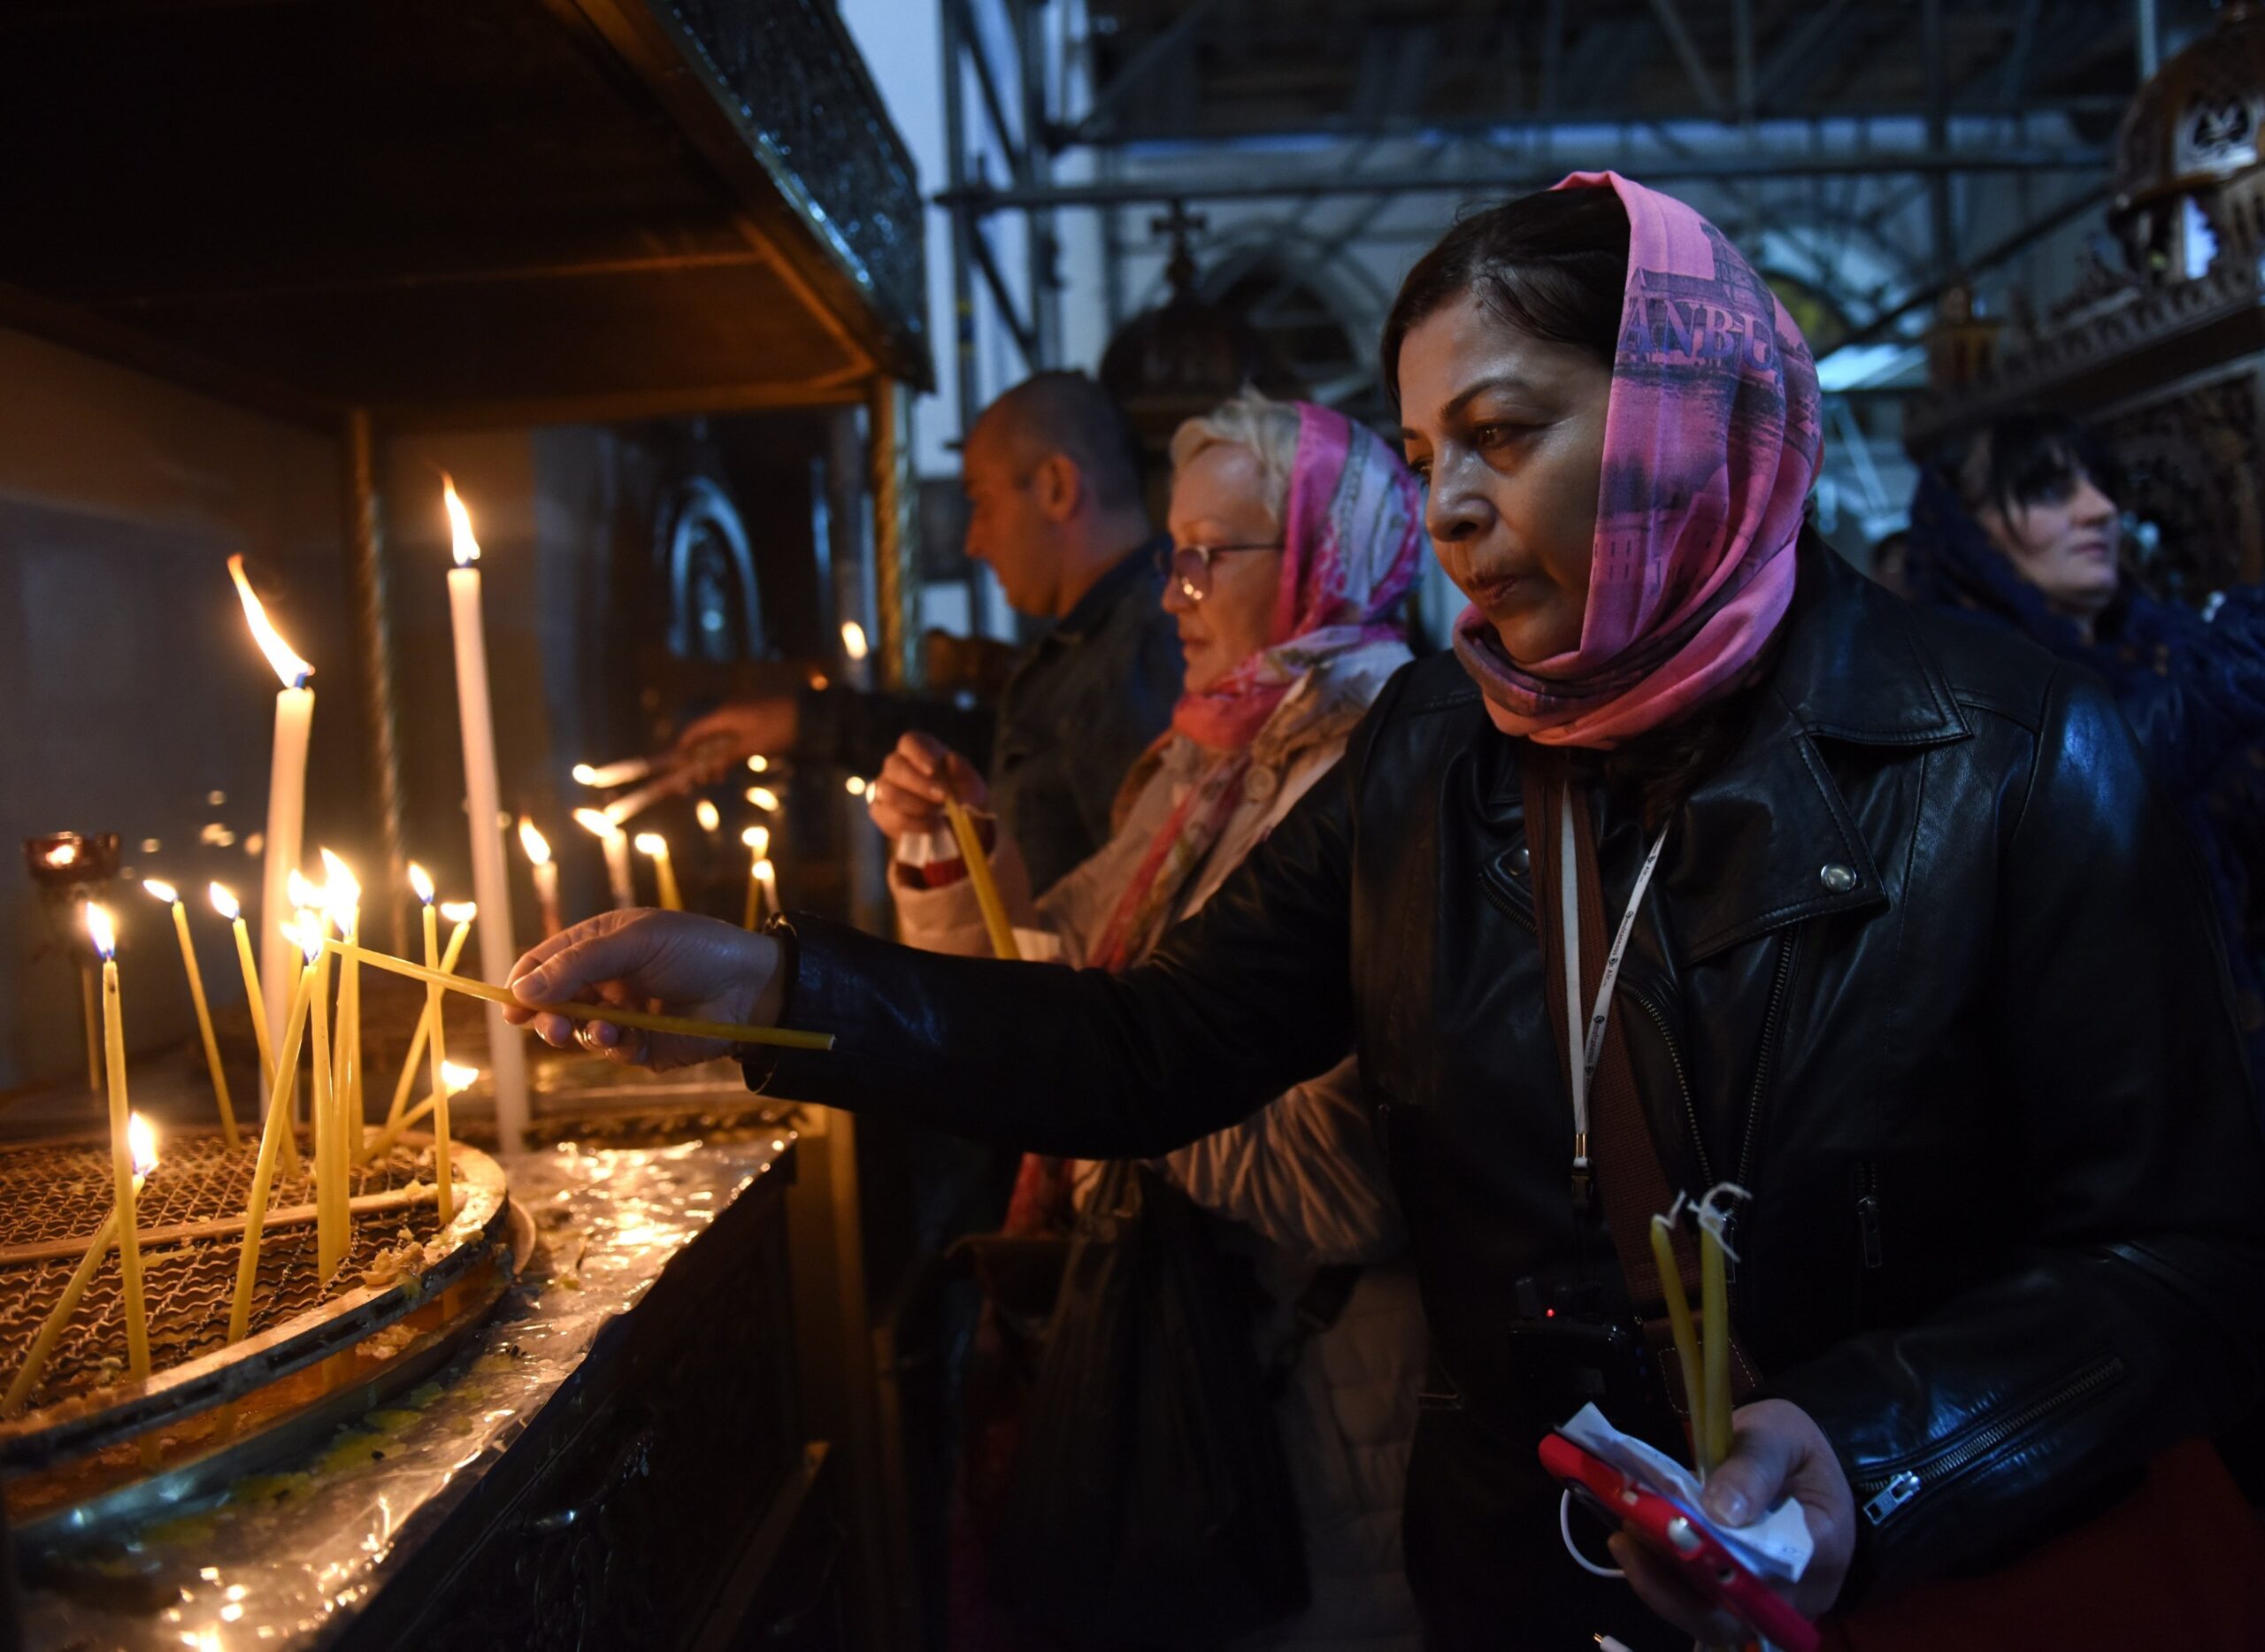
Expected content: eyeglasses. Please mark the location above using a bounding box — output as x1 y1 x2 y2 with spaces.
1154 541 1282 603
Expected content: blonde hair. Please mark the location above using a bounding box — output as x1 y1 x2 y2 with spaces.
1169 388 1301 528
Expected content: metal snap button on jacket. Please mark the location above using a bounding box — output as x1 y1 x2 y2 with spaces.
1819 863 1859 893
1243 765 1280 803
1511 844 1531 875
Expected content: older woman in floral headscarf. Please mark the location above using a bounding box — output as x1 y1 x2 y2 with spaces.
871 389 1428 1651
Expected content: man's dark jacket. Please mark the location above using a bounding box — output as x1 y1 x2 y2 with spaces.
758 542 2265 1647
800 545 1180 894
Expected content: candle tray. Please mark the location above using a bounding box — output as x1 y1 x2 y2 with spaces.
0 1128 526 1538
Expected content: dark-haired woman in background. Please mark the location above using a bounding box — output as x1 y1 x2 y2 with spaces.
507 178 2265 1648
1906 416 2265 1100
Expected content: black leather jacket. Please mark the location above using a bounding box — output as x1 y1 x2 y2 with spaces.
758 541 2265 1640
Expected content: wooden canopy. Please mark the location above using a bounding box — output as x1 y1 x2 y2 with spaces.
0 0 931 428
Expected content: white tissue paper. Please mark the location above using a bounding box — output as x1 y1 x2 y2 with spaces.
1557 1402 1815 1583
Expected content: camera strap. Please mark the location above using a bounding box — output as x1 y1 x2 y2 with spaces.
1524 754 1759 1418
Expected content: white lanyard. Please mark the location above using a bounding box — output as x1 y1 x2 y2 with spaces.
1560 793 1671 1185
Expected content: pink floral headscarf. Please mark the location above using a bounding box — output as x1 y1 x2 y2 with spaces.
1171 403 1425 751
1452 172 1824 748
1086 402 1422 972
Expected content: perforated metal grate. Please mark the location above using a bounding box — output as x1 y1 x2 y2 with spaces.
0 1134 444 1416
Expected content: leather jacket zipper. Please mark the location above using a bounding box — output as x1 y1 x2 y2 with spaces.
1626 988 1715 1189
1735 934 1798 1198
1855 1160 1885 1270
1854 1356 2127 1525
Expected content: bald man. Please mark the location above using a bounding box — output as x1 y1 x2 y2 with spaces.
679 372 1179 895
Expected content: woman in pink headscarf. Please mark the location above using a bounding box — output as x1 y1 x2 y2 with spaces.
875 388 1430 1652
513 179 2265 1652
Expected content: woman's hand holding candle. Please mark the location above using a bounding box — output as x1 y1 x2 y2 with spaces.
503 911 787 1071
866 732 986 840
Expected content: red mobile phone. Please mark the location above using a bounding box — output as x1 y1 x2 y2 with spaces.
1539 1432 1820 1652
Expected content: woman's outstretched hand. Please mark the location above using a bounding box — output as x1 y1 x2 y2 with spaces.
1609 1397 1855 1642
504 910 787 1071
867 732 988 839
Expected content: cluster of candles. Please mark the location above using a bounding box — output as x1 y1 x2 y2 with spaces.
566 758 781 926
2 858 483 1419
1650 1184 1747 1478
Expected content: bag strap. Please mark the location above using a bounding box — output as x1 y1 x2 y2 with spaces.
1522 753 1761 1417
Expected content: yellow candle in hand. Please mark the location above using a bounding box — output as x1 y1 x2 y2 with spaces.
411 865 457 1225
84 906 151 1387
633 833 682 911
229 933 318 1343
942 797 1018 961
387 900 473 1130
3 1114 158 1417
1700 1203 1734 1475
143 880 239 1148
1652 1210 1710 1473
211 884 274 1095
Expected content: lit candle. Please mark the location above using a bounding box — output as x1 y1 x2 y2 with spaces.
633 833 682 911
441 477 530 1149
142 880 239 1148
943 797 1019 961
3 1110 157 1416
574 808 636 909
746 786 781 814
841 619 873 691
387 900 474 1131
747 755 770 774
320 849 364 1166
228 923 319 1343
741 826 771 929
518 818 561 937
755 857 778 928
308 916 345 1279
410 863 456 1225
695 798 721 840
211 883 274 1095
84 905 151 1387
228 554 314 1049
572 755 656 788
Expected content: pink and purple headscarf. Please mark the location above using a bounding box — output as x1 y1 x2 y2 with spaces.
1452 172 1824 748
1171 401 1426 751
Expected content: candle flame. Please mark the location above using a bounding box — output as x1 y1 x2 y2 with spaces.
142 878 180 905
287 868 321 914
43 841 80 869
572 807 623 842
571 763 598 785
210 882 240 921
741 824 771 857
695 799 720 833
845 776 867 796
632 832 670 859
440 900 478 925
755 857 776 882
747 755 769 772
408 861 435 904
85 902 117 959
518 818 552 864
226 555 314 689
441 474 481 567
441 1061 480 1095
319 848 361 915
841 620 870 662
128 1112 159 1178
747 787 780 812
285 912 324 963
